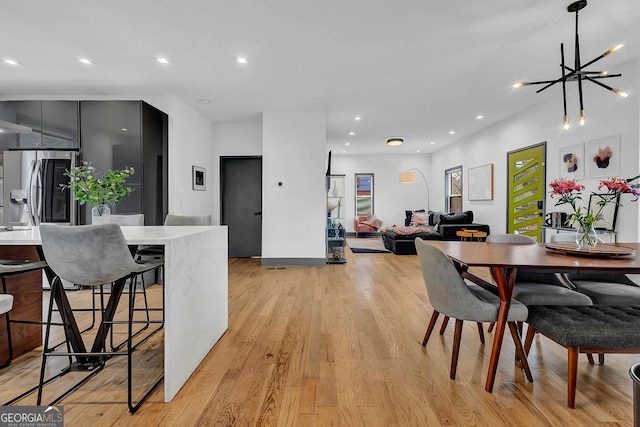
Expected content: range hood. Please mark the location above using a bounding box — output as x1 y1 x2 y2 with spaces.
0 119 32 134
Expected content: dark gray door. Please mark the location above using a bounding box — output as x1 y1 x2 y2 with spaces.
221 157 262 257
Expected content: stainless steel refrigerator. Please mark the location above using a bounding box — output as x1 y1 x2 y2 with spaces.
3 150 78 226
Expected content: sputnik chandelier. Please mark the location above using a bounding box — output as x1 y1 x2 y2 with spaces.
513 0 627 130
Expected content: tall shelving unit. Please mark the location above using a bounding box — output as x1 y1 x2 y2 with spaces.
326 174 346 264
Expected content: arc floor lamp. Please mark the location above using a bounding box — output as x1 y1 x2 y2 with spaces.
400 168 430 211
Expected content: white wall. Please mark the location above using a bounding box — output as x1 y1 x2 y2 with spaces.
262 112 326 260
332 153 431 231
211 122 263 225
429 59 640 241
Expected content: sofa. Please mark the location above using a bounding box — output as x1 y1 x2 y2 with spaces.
382 210 490 255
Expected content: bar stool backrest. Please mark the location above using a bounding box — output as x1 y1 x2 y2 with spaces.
164 214 212 226
40 224 138 286
109 214 144 226
0 294 13 315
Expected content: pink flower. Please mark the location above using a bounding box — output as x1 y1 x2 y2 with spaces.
599 177 640 201
549 178 584 198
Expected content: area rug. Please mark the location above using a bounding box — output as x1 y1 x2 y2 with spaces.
347 237 390 253
350 247 390 253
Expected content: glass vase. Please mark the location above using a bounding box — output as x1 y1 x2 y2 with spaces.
575 223 598 249
91 204 111 224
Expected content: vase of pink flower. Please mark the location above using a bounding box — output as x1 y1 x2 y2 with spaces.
549 176 640 249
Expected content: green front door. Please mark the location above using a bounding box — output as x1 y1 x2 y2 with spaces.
507 143 546 241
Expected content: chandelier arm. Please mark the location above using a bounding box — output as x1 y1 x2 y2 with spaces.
581 48 622 70
534 70 578 93
561 43 568 121
575 16 585 115
583 76 622 94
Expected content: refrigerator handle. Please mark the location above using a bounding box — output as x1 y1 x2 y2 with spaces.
28 159 38 226
35 160 43 224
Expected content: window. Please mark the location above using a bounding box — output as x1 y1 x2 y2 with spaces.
445 166 463 213
355 173 374 215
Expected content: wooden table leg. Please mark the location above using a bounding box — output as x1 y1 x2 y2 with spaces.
485 266 517 392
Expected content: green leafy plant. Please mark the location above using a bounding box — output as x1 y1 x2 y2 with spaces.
60 162 135 208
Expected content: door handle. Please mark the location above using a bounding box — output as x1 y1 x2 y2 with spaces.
253 211 262 215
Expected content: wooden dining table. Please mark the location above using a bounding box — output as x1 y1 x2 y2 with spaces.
424 240 640 392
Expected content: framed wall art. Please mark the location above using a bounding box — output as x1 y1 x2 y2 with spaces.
192 166 206 191
588 135 620 178
559 143 584 180
468 163 493 201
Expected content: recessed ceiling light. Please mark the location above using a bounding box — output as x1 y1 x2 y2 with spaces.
121 128 128 132
417 150 421 153
157 57 169 64
386 137 404 146
349 131 355 136
342 150 346 153
3 59 19 66
449 130 455 135
345 142 350 146
430 141 435 145
79 58 93 65
199 99 211 104
237 57 247 64
476 115 484 120
354 116 361 121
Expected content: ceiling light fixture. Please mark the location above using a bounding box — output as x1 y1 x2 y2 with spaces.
78 58 93 65
345 142 350 146
354 116 361 121
3 59 19 66
157 57 169 64
386 137 404 146
476 115 484 120
236 57 247 64
199 99 211 104
349 131 355 136
513 1 626 130
449 131 455 135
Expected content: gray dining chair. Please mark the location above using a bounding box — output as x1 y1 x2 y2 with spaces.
415 238 533 382
487 234 593 306
39 223 164 413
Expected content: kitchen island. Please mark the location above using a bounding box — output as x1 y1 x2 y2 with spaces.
0 225 228 402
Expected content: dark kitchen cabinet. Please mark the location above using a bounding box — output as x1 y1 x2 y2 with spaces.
5 101 79 149
80 101 168 225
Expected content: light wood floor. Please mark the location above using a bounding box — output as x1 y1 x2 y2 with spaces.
0 247 638 426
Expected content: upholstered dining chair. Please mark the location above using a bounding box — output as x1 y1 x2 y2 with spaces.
39 223 164 413
415 238 533 382
486 234 593 306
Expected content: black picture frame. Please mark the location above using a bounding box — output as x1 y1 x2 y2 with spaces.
192 166 206 191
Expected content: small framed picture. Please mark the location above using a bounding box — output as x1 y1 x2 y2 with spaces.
559 143 584 180
192 166 206 191
588 135 620 178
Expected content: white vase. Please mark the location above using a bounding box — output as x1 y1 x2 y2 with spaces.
91 205 111 224
331 180 339 197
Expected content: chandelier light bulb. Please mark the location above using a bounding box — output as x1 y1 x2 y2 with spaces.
563 115 570 130
616 90 629 98
579 110 585 126
513 82 528 88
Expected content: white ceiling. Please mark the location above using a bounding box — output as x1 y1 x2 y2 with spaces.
1 0 638 154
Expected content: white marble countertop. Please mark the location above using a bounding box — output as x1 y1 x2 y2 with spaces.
0 225 223 245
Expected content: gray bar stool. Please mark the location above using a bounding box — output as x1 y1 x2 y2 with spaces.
0 260 49 369
0 294 14 369
38 223 164 413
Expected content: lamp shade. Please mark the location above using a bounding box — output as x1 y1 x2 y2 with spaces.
399 172 417 183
